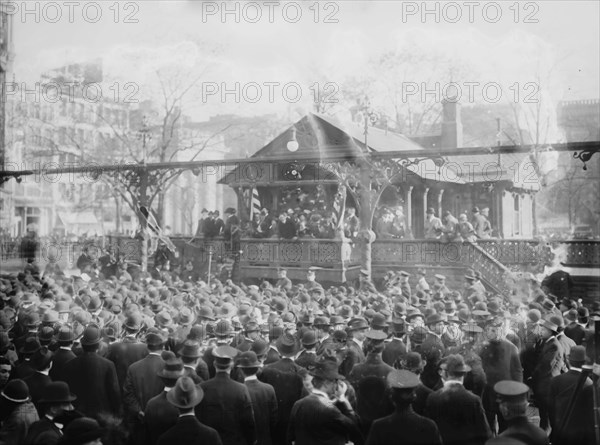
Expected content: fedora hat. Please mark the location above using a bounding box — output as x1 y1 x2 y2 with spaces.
347 317 369 331
124 312 143 331
370 313 389 330
157 351 184 379
179 340 201 359
145 329 165 346
38 381 77 404
399 352 423 372
426 313 446 326
237 351 262 368
167 377 203 409
276 333 298 356
251 339 269 357
310 359 342 381
301 330 318 347
538 318 559 334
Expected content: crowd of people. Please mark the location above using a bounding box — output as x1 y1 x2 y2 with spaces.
0 255 598 445
191 204 494 245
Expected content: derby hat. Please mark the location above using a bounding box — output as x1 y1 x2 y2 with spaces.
167 376 204 409
1 379 30 403
157 351 184 379
145 328 166 346
410 326 428 344
124 312 143 331
60 417 104 445
251 339 269 357
426 313 446 326
80 325 102 346
38 381 77 404
371 313 389 330
237 351 262 368
399 352 424 372
31 346 53 371
19 337 41 355
301 330 318 347
391 318 406 334
215 319 234 337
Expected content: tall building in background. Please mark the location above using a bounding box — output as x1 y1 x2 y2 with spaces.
0 2 15 235
3 60 135 236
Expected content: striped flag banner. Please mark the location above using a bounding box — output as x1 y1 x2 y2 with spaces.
139 206 177 253
250 187 261 219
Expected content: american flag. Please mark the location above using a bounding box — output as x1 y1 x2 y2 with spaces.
331 185 346 229
250 187 261 219
139 206 177 253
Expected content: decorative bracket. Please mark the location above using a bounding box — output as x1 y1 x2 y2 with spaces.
573 147 600 170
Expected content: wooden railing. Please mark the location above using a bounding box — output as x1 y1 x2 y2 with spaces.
239 237 360 282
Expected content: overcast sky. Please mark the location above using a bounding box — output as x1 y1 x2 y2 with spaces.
10 1 600 120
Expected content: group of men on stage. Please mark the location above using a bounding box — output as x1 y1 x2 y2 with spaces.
0 257 598 445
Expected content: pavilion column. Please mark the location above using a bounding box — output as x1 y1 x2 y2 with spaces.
437 189 445 217
404 186 413 235
494 186 504 238
422 187 430 220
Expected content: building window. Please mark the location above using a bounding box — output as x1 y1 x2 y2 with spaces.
513 194 521 236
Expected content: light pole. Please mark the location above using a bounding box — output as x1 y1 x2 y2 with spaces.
136 116 152 272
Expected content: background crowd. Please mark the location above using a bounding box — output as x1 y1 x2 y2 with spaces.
0 250 598 445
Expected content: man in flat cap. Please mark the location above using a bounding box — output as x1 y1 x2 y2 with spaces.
287 358 363 445
365 370 442 445
426 354 491 445
197 345 256 445
493 380 548 445
158 376 222 445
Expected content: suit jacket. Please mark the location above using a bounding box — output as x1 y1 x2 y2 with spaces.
49 347 76 381
264 347 280 365
259 362 306 445
365 407 442 445
425 382 491 445
23 372 52 408
478 339 523 386
23 417 62 445
123 353 165 415
382 338 407 367
157 415 222 445
106 338 149 391
0 401 40 445
244 377 278 445
144 391 179 445
549 369 592 445
287 393 363 445
196 372 256 445
63 351 121 419
11 359 36 381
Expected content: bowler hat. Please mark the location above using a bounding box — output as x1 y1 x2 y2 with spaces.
38 381 77 404
80 325 102 346
1 379 30 403
410 326 428 344
215 319 234 337
399 352 423 372
237 351 262 368
124 312 143 331
387 370 420 389
167 377 204 409
145 329 165 346
19 337 41 355
61 417 105 445
251 339 269 357
426 313 446 326
371 313 389 330
302 330 318 347
157 351 184 379
31 346 53 371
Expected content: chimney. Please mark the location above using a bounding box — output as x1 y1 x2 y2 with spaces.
441 98 463 149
